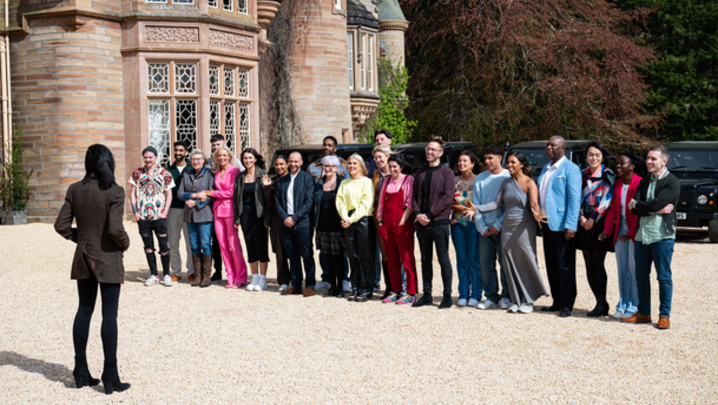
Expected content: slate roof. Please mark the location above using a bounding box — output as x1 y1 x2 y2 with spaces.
376 0 407 22
347 0 380 29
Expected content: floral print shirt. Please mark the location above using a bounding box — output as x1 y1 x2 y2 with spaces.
129 166 175 221
452 176 475 226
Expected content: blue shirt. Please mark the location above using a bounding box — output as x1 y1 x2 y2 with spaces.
473 169 511 234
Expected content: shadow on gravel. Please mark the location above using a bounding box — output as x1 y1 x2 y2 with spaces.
0 351 74 388
533 306 624 322
675 228 711 244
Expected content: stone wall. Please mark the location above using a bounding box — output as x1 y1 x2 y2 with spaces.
10 11 124 223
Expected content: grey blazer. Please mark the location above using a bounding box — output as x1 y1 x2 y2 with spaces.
178 165 216 223
54 179 130 284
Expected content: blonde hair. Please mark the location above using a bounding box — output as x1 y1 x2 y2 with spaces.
372 145 392 158
347 153 368 176
212 146 236 174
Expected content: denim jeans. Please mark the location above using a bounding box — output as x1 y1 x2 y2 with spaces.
634 238 674 317
479 233 508 303
187 221 213 255
614 218 638 314
451 222 482 300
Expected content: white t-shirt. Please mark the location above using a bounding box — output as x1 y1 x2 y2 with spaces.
287 173 298 216
621 183 629 218
539 156 566 211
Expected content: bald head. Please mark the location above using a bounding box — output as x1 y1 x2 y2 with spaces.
546 136 566 163
288 151 303 174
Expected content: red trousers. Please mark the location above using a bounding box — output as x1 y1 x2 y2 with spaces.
379 223 418 295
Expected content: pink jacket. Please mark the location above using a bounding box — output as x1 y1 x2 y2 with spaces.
602 174 642 244
212 166 240 218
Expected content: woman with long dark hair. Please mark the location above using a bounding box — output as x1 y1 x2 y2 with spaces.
473 151 548 313
54 144 131 395
577 141 615 317
234 147 271 291
599 153 645 318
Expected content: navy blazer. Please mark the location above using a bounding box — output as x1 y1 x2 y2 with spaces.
274 170 315 229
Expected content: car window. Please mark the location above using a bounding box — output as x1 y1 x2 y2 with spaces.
667 150 718 171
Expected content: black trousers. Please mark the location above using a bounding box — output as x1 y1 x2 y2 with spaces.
583 250 608 304
342 217 376 295
270 226 290 285
542 223 577 309
74 275 121 362
211 225 223 273
416 223 453 296
138 218 169 276
281 225 316 289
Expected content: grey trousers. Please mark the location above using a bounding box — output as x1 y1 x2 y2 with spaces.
167 208 194 275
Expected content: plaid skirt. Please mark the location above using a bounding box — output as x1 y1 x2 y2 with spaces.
316 230 345 256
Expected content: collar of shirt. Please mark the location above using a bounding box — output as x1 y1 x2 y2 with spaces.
548 155 566 171
652 168 669 181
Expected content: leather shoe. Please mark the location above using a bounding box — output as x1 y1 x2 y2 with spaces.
281 287 303 295
656 316 670 329
541 305 560 312
559 308 572 317
171 275 181 283
188 274 196 283
439 295 453 309
412 293 433 307
622 313 651 324
303 288 315 297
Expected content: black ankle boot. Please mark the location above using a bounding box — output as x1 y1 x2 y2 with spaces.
73 356 99 388
101 360 130 395
587 302 609 317
439 295 453 309
412 293 433 307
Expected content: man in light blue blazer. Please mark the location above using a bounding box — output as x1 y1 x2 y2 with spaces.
537 136 582 317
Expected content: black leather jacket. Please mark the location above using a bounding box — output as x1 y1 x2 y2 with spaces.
233 167 271 227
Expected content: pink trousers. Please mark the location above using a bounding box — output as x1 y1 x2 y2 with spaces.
214 216 247 285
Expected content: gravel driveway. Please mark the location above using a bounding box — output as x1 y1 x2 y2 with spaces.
1 223 716 404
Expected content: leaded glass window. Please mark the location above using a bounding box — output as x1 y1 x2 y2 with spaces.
174 0 193 4
224 67 235 97
176 100 198 151
208 0 217 6
210 101 221 137
347 33 353 89
175 63 196 94
209 66 219 95
148 63 169 94
237 70 248 98
146 0 167 3
360 34 366 90
148 100 171 166
223 0 232 11
224 103 236 154
367 35 374 91
238 0 248 13
239 104 250 153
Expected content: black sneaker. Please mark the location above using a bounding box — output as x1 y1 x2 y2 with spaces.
439 295 453 309
210 271 222 284
412 293 433 307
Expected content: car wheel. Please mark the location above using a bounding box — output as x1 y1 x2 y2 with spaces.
709 219 718 243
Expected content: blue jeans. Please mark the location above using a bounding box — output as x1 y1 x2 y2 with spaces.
451 222 482 300
187 222 213 255
479 232 508 303
634 238 674 317
615 219 638 314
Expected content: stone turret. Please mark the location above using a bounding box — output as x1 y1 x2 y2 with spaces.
376 0 407 67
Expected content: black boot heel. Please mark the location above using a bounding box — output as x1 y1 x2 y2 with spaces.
101 360 130 395
73 356 99 388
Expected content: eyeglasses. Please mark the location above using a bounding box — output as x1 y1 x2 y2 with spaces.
425 147 442 153
322 165 337 169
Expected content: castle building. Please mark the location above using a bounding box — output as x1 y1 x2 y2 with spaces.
0 0 406 222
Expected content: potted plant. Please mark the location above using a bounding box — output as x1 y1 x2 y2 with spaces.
1 129 33 225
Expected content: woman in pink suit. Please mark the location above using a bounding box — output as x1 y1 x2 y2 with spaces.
204 147 247 288
599 153 646 318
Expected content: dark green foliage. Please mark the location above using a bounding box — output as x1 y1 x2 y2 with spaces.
1 129 33 211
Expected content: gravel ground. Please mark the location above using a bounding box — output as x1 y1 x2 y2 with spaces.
1 222 717 404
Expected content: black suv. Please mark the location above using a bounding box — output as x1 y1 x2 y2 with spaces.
664 141 718 242
505 140 591 181
270 141 476 175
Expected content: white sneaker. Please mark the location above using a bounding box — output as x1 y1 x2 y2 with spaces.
278 284 289 292
468 298 480 308
508 304 519 313
612 311 626 319
499 297 511 309
144 275 159 287
247 276 258 291
477 299 498 310
457 298 468 307
519 303 534 314
255 277 267 291
162 274 175 287
315 281 331 291
343 280 351 292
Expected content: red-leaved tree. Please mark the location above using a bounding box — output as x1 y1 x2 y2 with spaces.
403 0 660 148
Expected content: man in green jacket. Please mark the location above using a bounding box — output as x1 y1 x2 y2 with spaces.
166 141 195 283
624 145 680 330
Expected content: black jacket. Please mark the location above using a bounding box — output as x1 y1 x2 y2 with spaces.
234 167 271 227
274 170 315 229
631 170 681 236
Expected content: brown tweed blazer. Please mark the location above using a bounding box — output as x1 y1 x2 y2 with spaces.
54 179 130 284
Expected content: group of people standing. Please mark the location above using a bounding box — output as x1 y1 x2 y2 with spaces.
53 133 681 394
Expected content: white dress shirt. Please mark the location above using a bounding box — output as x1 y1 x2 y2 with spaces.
287 173 298 216
539 155 566 211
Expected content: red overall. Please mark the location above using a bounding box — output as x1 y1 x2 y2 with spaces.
379 176 418 295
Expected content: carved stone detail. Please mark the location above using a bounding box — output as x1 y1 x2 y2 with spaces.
351 102 379 134
210 30 254 51
145 26 200 43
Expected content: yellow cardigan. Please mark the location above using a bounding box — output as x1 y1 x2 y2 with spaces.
336 176 375 224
